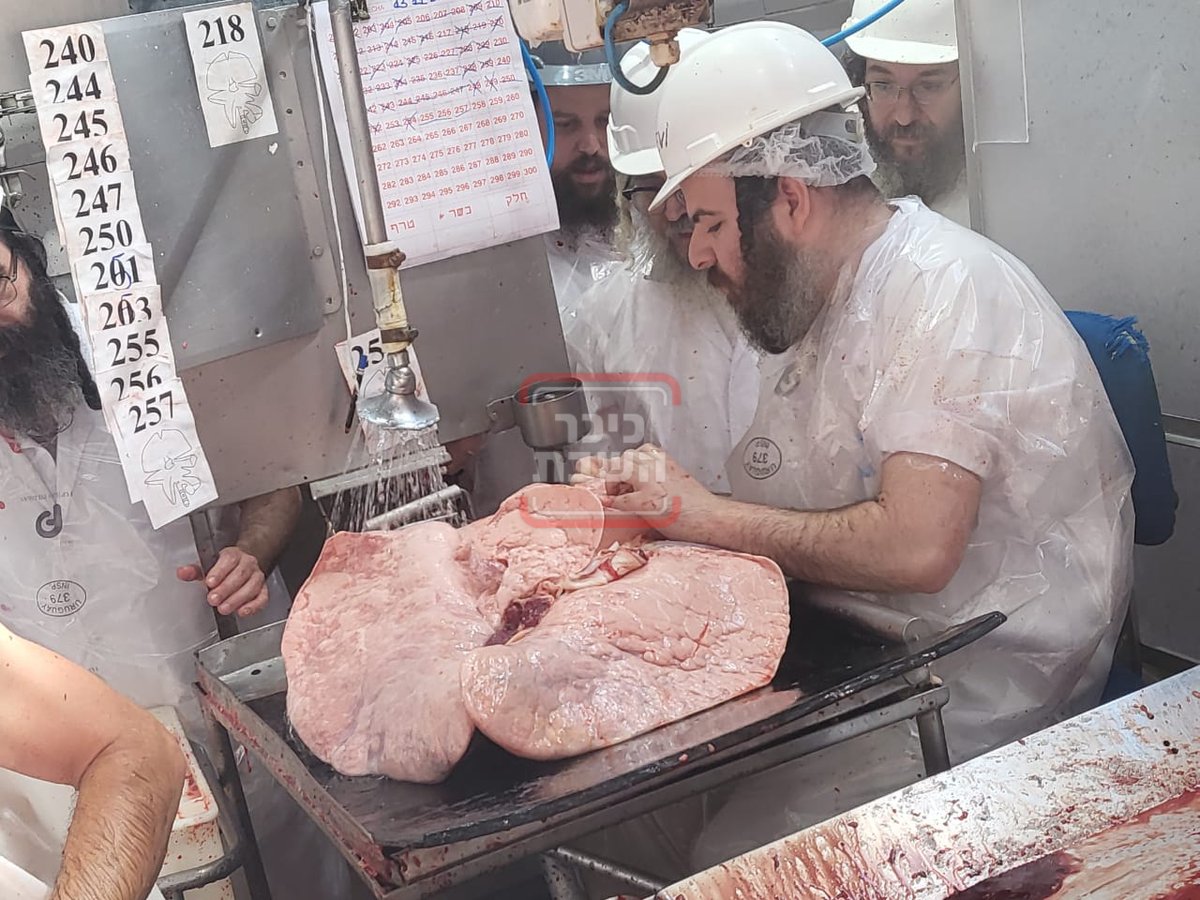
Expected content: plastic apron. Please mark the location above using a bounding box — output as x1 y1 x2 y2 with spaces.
0 405 217 732
695 200 1135 869
570 262 760 493
0 768 166 900
544 231 622 369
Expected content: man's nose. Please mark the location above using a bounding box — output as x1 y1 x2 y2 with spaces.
578 125 604 157
688 232 715 271
892 91 920 126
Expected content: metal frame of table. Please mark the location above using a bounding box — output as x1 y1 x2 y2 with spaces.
195 612 1001 898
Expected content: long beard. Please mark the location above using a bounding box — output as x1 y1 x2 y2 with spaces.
0 276 85 442
552 156 617 245
630 207 694 284
716 222 831 356
867 111 966 206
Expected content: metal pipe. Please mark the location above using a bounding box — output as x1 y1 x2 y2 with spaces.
209 724 274 900
916 705 952 776
156 742 247 895
539 852 589 900
363 484 466 531
189 509 239 641
545 847 666 895
806 592 931 645
328 0 388 245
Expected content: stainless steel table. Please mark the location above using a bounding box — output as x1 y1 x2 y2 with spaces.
196 607 1003 898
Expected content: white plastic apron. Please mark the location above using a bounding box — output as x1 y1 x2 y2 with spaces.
723 201 1132 763
0 404 217 730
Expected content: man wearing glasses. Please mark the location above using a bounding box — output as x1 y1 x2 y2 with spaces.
842 0 969 224
530 43 625 346
0 214 358 896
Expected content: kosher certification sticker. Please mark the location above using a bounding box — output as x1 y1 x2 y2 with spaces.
743 436 782 480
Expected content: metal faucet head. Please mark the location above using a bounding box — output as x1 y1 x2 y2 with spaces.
358 360 440 431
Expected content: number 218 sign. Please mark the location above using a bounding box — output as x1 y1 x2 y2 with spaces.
182 3 279 148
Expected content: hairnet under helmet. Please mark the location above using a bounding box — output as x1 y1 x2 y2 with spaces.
649 22 866 211
700 109 876 187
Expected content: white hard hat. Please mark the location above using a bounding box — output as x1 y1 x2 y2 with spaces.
650 22 865 210
843 0 958 65
607 29 712 177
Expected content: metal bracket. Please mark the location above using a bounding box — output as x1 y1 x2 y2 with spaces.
0 90 35 118
1163 414 1200 450
486 394 517 433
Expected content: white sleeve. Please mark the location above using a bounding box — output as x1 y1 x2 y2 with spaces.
858 259 1078 481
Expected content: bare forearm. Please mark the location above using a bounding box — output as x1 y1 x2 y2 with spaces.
51 730 183 900
236 486 302 572
675 496 946 592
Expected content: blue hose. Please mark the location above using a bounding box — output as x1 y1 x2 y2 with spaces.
821 0 909 48
604 0 668 96
522 40 555 166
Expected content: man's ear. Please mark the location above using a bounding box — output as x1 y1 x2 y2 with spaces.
776 176 812 238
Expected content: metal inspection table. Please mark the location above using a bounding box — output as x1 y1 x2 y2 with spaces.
196 599 1004 899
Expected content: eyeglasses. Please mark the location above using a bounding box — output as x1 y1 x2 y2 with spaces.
620 184 685 215
865 76 960 108
0 242 18 310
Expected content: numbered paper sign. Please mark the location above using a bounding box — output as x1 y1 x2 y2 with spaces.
36 98 125 149
28 62 118 109
114 377 218 528
100 357 178 410
45 137 132 187
23 23 108 74
55 171 137 226
183 3 279 147
333 328 429 398
89 315 172 377
82 285 164 336
73 243 157 295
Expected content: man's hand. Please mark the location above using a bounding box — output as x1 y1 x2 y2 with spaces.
573 444 720 539
177 546 267 618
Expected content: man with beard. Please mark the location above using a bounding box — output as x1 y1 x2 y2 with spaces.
0 217 356 896
842 0 969 224
578 22 1133 867
530 43 625 340
568 31 759 493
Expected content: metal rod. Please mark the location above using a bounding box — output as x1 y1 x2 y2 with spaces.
916 705 952 775
156 742 247 894
806 593 931 645
308 445 451 499
539 852 588 900
210 723 275 900
329 0 389 245
188 509 239 641
546 847 666 894
363 484 466 530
